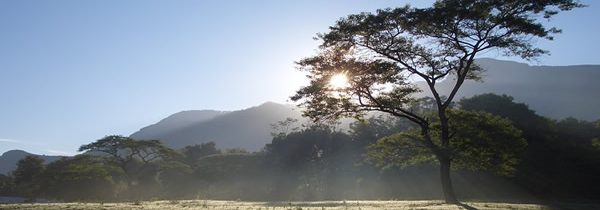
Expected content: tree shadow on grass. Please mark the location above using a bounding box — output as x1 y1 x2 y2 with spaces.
458 203 478 210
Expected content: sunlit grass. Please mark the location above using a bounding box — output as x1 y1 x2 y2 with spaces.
2 200 599 210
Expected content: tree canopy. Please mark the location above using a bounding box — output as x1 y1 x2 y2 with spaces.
12 155 45 198
39 155 120 201
367 109 526 176
293 0 584 122
78 135 184 199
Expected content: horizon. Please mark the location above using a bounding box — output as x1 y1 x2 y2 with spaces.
1 0 600 156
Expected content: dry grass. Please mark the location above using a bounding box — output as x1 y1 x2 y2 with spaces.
1 200 598 210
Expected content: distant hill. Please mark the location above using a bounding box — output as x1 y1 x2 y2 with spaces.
0 150 64 175
130 102 304 151
131 110 228 141
416 58 600 121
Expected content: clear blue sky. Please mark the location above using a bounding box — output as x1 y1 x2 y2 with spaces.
1 0 598 156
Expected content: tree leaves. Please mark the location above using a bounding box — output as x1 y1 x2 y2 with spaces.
367 109 527 176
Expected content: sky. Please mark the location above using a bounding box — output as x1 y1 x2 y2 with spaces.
1 0 599 156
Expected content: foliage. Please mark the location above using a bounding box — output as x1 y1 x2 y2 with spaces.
39 155 121 201
594 121 600 150
12 155 45 197
0 174 15 196
266 124 352 169
78 135 181 164
3 94 599 201
12 156 44 185
293 0 584 122
271 117 300 137
349 115 414 148
459 93 600 199
222 148 250 154
292 0 582 203
78 135 186 199
441 110 526 175
264 124 364 200
593 138 600 150
555 117 600 147
78 135 184 174
459 94 546 128
182 142 220 166
368 109 526 176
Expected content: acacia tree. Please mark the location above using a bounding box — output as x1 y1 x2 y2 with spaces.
78 135 183 198
291 0 583 203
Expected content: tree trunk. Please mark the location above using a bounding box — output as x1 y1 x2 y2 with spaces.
439 156 459 204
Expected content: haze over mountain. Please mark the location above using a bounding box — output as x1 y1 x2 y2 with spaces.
131 110 229 141
416 58 600 121
0 150 64 175
130 58 600 153
131 102 304 151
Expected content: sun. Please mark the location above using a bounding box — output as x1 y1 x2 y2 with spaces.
328 73 350 89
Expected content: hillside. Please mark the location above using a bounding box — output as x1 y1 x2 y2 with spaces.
0 150 64 175
416 58 600 121
130 102 304 151
131 110 228 141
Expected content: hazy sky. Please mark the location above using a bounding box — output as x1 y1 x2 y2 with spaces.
1 0 598 156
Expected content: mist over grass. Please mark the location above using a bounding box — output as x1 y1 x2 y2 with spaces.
1 94 599 204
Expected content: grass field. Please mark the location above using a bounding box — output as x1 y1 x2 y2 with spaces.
2 200 599 210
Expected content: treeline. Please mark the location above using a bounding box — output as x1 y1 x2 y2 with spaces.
0 93 599 202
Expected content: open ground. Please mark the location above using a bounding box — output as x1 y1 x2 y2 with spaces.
2 200 600 210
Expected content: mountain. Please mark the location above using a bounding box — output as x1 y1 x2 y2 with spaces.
131 110 228 141
416 58 600 121
130 102 304 151
0 150 64 175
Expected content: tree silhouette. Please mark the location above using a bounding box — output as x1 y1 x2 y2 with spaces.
292 0 583 203
594 122 600 150
12 155 44 197
79 135 183 199
39 155 120 201
0 174 15 196
182 142 220 165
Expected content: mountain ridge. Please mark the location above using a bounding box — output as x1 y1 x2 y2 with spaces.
130 101 304 151
415 58 600 121
131 110 228 140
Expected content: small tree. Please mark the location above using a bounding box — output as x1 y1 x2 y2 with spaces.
12 155 45 198
0 174 15 196
292 0 583 203
270 117 300 138
39 155 120 201
182 142 221 165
